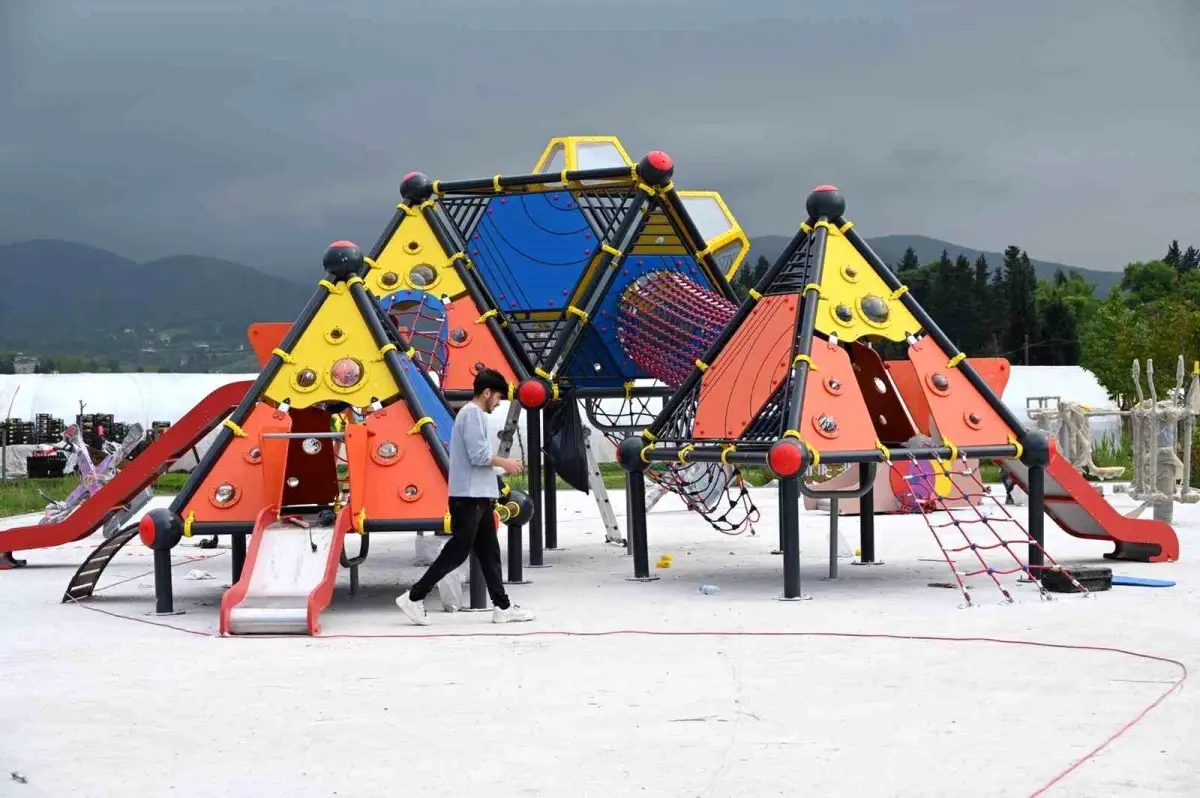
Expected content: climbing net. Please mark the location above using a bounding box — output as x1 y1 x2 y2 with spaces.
884 442 1088 606
585 390 760 535
380 292 450 385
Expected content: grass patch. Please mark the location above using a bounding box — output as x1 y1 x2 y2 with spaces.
0 471 189 519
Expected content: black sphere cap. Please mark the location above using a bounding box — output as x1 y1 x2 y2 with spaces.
637 150 675 189
139 507 183 551
506 489 536 527
399 171 435 204
616 435 650 472
323 240 365 280
1018 429 1052 468
806 184 846 221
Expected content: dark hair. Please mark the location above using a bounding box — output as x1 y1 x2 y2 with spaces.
472 367 508 397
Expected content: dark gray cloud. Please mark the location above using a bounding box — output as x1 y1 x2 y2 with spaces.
2 0 1197 276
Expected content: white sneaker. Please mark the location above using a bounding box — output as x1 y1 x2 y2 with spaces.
492 604 535 624
395 592 430 626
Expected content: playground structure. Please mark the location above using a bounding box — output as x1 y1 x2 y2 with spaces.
358 135 761 561
617 185 1179 604
0 143 1184 623
1027 356 1200 523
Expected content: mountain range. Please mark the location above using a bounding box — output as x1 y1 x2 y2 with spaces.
0 235 1122 371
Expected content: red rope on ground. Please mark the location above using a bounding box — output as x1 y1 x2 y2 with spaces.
64 596 1188 796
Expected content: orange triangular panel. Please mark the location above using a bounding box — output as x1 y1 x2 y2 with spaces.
346 401 448 523
797 340 881 454
693 294 798 440
443 294 518 391
908 336 1022 447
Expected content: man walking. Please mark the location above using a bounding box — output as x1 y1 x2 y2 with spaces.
396 368 535 625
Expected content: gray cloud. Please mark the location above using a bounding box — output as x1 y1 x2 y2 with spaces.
2 0 1197 276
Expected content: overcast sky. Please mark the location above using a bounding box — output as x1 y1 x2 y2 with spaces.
2 0 1197 277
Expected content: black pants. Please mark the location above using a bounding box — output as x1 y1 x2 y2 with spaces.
409 497 510 609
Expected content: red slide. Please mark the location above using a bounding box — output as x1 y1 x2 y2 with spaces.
1000 448 1178 563
0 381 251 565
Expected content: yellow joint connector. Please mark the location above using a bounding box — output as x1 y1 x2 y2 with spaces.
636 181 655 195
346 275 364 288
418 199 436 211
492 175 502 192
446 252 466 268
1008 435 1024 461
271 348 295 365
507 382 515 401
659 181 675 194
803 283 821 295
678 444 694 464
534 367 553 381
720 443 736 465
432 180 443 196
404 347 416 359
941 436 959 462
443 512 452 533
695 243 714 258
374 342 398 361
567 305 589 323
694 359 709 372
813 220 834 231
839 221 855 233
319 279 340 294
223 419 248 438
354 508 366 534
601 243 622 258
890 285 910 300
799 222 813 233
363 256 378 271
793 354 817 370
946 352 966 369
639 444 653 464
805 441 821 467
408 416 434 435
747 288 762 301
476 308 499 324
183 511 195 538
624 380 635 400
875 440 892 462
640 428 658 442
397 203 418 216
559 169 570 185
551 383 560 401
782 429 801 440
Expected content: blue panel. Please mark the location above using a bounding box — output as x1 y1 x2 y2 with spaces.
466 191 598 313
395 354 454 450
564 253 717 387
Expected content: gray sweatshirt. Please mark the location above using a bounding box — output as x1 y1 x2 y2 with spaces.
447 401 499 498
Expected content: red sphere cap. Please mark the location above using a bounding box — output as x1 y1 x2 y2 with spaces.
646 150 673 172
138 513 157 548
402 171 421 181
328 239 358 249
811 184 839 193
517 379 549 409
767 440 805 478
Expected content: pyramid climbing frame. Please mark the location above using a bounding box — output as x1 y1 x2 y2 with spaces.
617 185 1055 599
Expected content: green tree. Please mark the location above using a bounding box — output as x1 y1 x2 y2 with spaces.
1165 239 1182 270
898 246 920 272
1119 260 1177 305
1181 245 1199 274
1079 295 1144 406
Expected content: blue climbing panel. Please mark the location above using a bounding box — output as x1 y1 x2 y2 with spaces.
465 191 600 313
563 253 718 387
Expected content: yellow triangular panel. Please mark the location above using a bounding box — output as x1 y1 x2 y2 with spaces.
532 135 634 172
367 210 466 300
814 224 921 343
263 283 403 410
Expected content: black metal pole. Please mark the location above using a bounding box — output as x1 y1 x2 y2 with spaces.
544 456 558 550
829 498 839 579
627 470 653 580
860 487 876 563
625 477 634 555
780 477 802 599
783 225 829 433
469 552 488 609
506 523 528 584
231 533 246 583
526 407 545 567
1027 465 1046 569
153 549 175 615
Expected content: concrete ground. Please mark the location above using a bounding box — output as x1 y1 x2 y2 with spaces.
0 484 1196 797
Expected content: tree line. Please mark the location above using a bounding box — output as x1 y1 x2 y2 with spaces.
729 238 1200 407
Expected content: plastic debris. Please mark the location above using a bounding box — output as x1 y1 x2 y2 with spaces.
699 584 720 595
183 569 214 580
